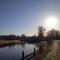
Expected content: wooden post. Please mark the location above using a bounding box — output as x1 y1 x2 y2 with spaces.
22 51 24 60
33 47 35 56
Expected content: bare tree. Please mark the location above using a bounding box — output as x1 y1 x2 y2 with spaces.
38 26 45 40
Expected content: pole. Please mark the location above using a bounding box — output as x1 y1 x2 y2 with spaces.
33 47 35 56
22 51 24 60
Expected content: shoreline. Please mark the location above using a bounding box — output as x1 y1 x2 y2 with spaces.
0 40 24 47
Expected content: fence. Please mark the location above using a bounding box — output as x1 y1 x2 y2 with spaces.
20 47 37 60
20 40 52 60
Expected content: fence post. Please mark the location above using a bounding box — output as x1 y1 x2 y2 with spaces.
33 47 35 56
22 51 24 60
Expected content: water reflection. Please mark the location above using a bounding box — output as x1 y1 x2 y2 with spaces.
0 43 38 60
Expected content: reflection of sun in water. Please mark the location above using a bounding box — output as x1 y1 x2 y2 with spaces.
45 16 58 30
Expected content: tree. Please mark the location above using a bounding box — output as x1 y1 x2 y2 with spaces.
47 29 57 46
38 26 45 40
21 34 26 38
47 29 60 40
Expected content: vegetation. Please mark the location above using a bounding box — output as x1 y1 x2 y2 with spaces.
0 26 60 44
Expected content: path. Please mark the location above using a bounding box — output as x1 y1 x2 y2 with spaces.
43 40 60 60
33 40 60 60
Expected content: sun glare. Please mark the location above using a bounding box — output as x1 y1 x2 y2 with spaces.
45 16 58 30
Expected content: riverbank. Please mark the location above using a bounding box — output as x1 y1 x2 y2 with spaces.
0 40 24 47
32 41 53 60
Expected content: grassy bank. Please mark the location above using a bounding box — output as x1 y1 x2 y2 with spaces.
0 40 23 47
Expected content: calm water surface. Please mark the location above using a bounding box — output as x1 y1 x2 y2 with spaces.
0 43 38 60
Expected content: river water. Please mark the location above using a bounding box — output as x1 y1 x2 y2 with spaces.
0 43 38 60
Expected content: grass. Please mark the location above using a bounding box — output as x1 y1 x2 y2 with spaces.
0 40 21 47
32 43 53 60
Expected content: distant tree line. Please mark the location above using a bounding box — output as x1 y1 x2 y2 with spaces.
37 26 60 40
0 26 60 42
0 34 26 40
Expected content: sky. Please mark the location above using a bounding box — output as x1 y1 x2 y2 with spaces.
0 0 60 36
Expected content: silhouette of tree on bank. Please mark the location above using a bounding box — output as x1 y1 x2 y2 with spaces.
38 26 45 40
47 29 60 40
47 29 60 46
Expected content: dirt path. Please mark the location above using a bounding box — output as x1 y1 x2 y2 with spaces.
32 42 53 60
32 40 60 60
43 40 60 60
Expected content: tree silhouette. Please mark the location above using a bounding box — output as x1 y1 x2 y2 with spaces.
47 29 60 40
38 26 45 40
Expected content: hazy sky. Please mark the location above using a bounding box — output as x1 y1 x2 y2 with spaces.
0 0 60 36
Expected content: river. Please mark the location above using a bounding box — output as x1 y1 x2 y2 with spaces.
0 43 38 60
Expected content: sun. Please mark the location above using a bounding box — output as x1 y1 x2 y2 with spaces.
45 16 58 30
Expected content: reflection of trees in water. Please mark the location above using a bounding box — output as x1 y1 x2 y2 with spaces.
0 44 12 48
0 43 26 48
8 43 15 48
21 43 25 48
0 43 17 48
9 43 26 48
